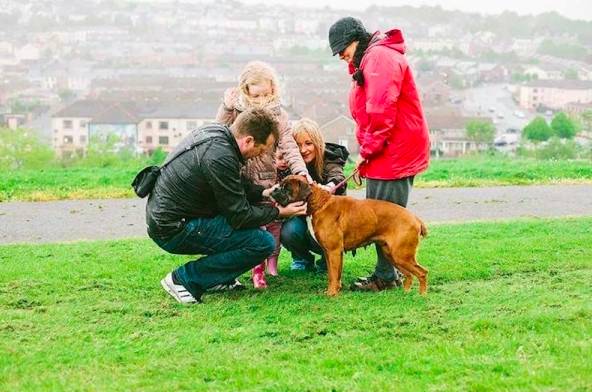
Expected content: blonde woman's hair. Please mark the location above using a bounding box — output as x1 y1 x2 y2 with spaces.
238 61 281 109
292 118 325 179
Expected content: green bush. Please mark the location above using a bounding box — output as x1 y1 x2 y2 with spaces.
147 147 167 165
0 127 56 170
551 112 577 139
523 116 553 142
535 137 577 160
466 119 495 143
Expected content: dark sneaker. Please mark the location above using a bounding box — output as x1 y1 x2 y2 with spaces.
350 274 401 292
161 272 201 304
290 259 316 272
207 279 246 292
315 257 327 273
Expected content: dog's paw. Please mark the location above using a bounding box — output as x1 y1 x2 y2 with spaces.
325 288 340 297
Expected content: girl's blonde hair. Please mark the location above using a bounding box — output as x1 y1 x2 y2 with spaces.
292 118 325 179
238 61 281 109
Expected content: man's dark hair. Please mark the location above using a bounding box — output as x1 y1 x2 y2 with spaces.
233 107 279 145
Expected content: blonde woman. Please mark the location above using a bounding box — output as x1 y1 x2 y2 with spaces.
216 61 309 288
280 118 349 272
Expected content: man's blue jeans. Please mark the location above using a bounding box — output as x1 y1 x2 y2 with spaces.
153 216 275 297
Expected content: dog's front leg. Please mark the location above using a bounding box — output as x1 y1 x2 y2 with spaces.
325 249 343 297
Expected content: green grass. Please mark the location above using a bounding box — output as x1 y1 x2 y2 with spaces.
417 155 592 187
1 156 591 202
1 218 591 391
0 167 138 201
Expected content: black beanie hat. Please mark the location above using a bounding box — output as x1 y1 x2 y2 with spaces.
328 17 367 56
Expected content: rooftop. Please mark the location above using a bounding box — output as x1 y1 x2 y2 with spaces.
53 99 220 122
524 80 592 90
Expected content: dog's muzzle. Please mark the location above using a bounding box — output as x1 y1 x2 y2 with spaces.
270 187 292 207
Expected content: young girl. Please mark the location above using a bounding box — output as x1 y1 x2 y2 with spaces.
216 61 309 288
280 118 349 272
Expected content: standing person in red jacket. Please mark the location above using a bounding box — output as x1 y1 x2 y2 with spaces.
328 17 430 292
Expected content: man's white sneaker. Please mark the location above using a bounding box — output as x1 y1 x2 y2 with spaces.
160 272 200 304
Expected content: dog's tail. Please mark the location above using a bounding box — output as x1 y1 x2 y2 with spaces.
418 218 428 238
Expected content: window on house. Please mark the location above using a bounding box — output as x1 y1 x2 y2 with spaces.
187 121 198 130
159 121 169 130
146 121 152 129
64 135 73 144
80 135 86 143
79 120 87 128
63 120 73 129
146 136 153 144
159 136 169 145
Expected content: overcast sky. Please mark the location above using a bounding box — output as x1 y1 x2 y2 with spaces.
238 0 592 21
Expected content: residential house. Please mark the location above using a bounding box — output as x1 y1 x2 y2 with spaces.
417 74 450 106
1 113 28 129
511 38 542 57
523 64 564 81
519 80 592 110
478 63 509 83
52 100 139 157
565 101 592 116
51 99 219 156
319 115 358 155
137 101 219 154
428 114 493 157
411 38 456 52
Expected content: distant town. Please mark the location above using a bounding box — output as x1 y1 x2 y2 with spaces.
1 0 591 158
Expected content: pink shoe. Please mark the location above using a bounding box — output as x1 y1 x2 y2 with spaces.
267 255 279 276
252 263 267 289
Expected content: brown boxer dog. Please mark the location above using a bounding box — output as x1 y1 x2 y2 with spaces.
278 175 428 296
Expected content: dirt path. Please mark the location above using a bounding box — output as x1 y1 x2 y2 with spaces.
1 184 591 245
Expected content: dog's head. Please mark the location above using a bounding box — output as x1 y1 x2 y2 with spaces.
272 175 312 206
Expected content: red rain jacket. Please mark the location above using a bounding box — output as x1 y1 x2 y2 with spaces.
349 29 430 180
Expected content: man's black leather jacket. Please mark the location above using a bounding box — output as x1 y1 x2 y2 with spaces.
146 124 279 240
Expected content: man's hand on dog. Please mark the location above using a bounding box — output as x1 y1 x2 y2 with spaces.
277 201 307 218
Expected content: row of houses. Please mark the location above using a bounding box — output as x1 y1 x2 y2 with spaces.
50 99 496 158
519 80 592 111
51 100 219 156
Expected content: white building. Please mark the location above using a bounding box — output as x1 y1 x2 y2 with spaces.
51 100 219 156
519 80 592 110
523 65 564 81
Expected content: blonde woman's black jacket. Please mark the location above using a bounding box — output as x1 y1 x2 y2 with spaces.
307 142 350 196
146 124 279 240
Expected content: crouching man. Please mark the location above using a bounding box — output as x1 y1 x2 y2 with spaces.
146 108 307 304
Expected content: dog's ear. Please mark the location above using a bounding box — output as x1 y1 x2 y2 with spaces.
297 179 312 201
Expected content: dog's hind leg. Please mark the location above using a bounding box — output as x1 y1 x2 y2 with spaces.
410 259 428 295
400 256 428 295
380 244 413 291
389 244 428 295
